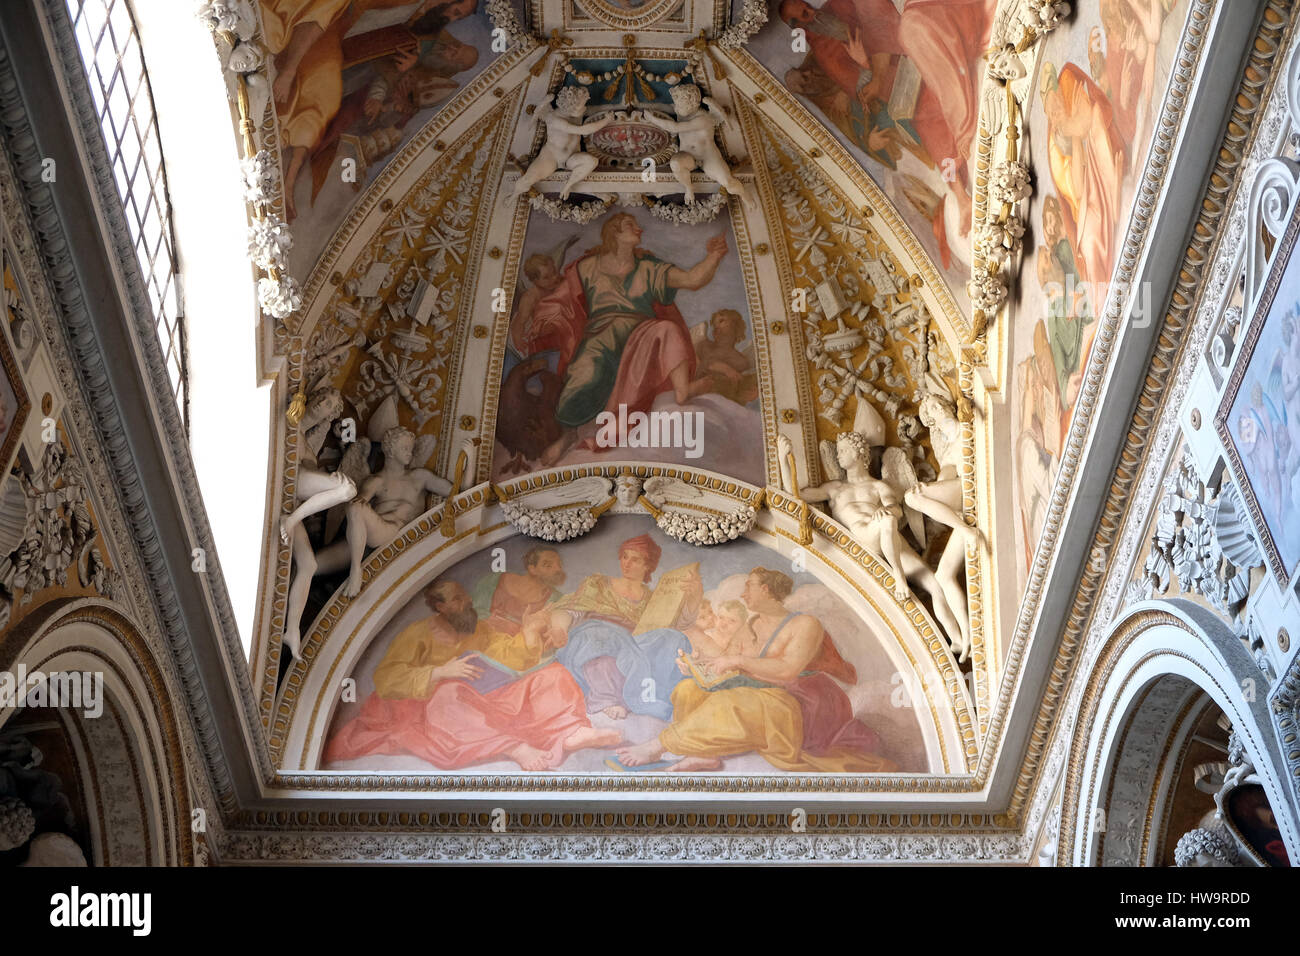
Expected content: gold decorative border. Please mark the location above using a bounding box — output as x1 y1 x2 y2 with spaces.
0 267 31 476
570 0 684 31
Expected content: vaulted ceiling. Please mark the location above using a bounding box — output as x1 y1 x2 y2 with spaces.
184 0 1209 794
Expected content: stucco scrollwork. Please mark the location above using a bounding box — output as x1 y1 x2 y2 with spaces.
1126 448 1263 620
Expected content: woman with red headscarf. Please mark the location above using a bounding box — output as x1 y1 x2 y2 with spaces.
544 534 696 721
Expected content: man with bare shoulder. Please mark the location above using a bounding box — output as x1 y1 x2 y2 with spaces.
616 567 895 773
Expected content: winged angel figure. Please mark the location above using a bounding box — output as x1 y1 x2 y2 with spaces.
282 392 450 659
798 397 978 662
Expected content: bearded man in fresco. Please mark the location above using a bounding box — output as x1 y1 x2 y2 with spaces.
325 578 620 771
778 0 996 238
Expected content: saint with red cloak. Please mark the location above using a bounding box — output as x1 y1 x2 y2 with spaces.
516 213 726 463
1042 62 1127 290
325 579 618 771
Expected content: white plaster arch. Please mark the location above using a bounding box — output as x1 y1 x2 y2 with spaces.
280 491 972 787
1063 600 1298 867
0 598 191 865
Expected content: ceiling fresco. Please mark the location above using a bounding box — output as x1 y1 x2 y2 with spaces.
186 0 1214 795
1008 0 1190 584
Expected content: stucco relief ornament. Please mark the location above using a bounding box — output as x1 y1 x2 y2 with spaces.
484 0 533 46
796 399 973 660
247 216 293 272
197 0 271 123
989 161 1032 204
240 150 279 205
615 473 643 510
967 270 1008 314
653 504 757 545
0 796 35 852
976 217 1024 266
642 84 756 211
646 192 728 224
528 193 615 224
1126 449 1261 615
0 441 95 605
1019 0 1071 39
987 46 1027 82
716 0 769 50
196 1 258 43
509 86 613 204
258 274 303 320
500 500 598 542
1174 823 1241 867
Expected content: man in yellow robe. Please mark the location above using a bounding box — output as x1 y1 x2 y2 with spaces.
262 0 476 216
326 579 618 770
616 568 896 773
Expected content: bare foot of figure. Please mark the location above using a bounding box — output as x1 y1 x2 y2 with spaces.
615 738 665 766
280 515 298 546
667 756 723 772
344 568 364 598
672 377 714 405
602 704 628 720
282 628 301 662
509 744 555 771
562 727 622 753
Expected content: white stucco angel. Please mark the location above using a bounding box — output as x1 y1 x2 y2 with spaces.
281 386 367 660
642 84 756 210
343 425 449 598
797 397 972 661
508 86 613 203
902 391 983 658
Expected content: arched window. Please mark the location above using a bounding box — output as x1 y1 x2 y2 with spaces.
64 0 187 416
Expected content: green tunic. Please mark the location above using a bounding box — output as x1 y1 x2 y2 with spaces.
555 253 678 427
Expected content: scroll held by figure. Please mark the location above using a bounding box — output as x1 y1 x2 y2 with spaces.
323 517 929 774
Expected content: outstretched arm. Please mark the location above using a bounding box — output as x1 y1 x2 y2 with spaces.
642 111 684 133
551 115 613 135
354 475 381 507
798 481 835 503
420 469 454 498
702 97 728 125
667 233 728 289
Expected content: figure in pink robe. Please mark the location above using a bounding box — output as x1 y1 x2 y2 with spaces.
515 213 728 465
325 579 619 771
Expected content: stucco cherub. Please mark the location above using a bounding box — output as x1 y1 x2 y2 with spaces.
641 83 756 210
509 85 613 202
344 426 450 597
